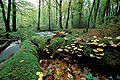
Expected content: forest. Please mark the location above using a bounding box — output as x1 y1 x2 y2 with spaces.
0 0 120 80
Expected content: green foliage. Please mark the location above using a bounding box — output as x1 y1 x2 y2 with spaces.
84 72 99 80
0 40 41 80
31 36 50 50
99 38 110 44
49 37 66 51
83 43 93 56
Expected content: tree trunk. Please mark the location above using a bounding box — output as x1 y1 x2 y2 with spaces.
79 0 82 25
12 0 17 31
93 0 100 28
0 0 11 32
106 0 110 21
118 6 120 15
65 0 71 29
38 0 41 31
116 0 119 16
7 0 12 32
56 0 58 26
48 0 51 31
59 0 63 29
102 0 110 23
86 0 95 31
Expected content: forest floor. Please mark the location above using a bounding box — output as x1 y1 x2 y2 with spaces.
70 28 120 38
0 27 120 80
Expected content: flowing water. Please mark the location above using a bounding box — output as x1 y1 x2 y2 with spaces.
0 40 21 63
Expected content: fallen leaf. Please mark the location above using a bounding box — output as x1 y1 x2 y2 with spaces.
20 60 24 63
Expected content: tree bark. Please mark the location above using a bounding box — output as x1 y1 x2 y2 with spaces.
65 0 71 29
48 0 51 31
102 0 110 23
59 0 63 29
12 0 17 31
86 0 95 31
118 6 120 15
38 0 41 31
0 0 11 32
93 0 100 28
7 0 12 32
79 0 82 25
56 0 58 26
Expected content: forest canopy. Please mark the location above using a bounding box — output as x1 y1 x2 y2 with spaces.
0 0 120 32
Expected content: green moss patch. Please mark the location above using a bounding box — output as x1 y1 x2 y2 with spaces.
0 40 41 80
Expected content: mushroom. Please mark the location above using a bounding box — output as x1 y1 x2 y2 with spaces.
79 45 84 48
71 43 76 46
58 48 63 52
78 48 83 51
72 46 76 48
93 36 97 38
73 47 78 50
96 56 102 59
38 78 42 80
97 48 104 52
116 36 120 39
77 54 82 57
94 39 99 42
36 72 41 75
98 43 107 47
92 42 99 45
68 47 72 50
99 53 104 56
90 54 95 57
117 42 120 46
64 49 69 52
104 37 108 39
95 53 100 56
64 37 68 41
107 37 112 39
93 49 98 52
75 51 78 53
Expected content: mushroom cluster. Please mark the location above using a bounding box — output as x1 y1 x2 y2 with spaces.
57 41 84 57
43 45 52 54
86 36 100 46
86 36 108 47
116 36 120 39
56 31 68 37
90 48 104 59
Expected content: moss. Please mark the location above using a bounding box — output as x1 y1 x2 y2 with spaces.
49 37 66 51
0 40 41 80
31 36 50 50
83 43 93 56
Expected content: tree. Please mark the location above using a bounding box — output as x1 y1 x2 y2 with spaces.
93 0 100 28
38 0 41 31
79 0 83 25
0 0 11 32
65 0 71 29
12 0 17 31
56 0 58 26
59 0 63 29
48 0 51 31
86 0 95 31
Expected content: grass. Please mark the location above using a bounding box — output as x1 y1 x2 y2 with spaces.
0 40 41 80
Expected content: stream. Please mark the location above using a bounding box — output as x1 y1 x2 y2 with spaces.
0 31 55 64
0 40 21 63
